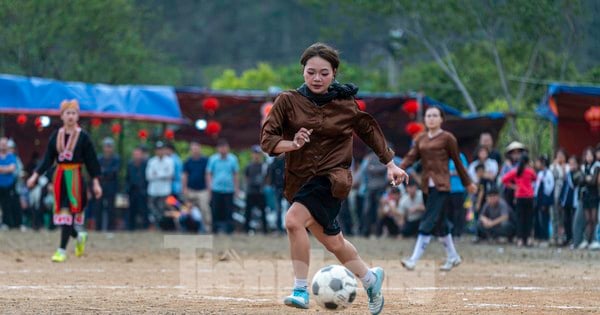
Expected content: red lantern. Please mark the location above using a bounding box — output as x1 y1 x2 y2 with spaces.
206 120 222 137
405 122 425 136
90 118 102 128
34 117 43 131
356 99 367 111
402 99 419 116
111 123 122 135
16 114 27 125
164 128 175 140
202 97 220 114
584 106 600 132
261 102 273 117
138 129 148 140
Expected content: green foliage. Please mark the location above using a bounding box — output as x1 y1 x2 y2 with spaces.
0 0 181 84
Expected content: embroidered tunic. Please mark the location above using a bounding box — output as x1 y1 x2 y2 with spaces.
36 128 101 225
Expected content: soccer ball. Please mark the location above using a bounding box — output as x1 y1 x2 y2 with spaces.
311 264 358 310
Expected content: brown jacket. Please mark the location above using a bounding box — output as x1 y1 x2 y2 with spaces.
261 91 394 201
400 131 471 193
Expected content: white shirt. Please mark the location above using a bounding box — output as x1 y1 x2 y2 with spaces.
534 169 555 197
146 155 175 197
468 158 499 183
398 190 425 222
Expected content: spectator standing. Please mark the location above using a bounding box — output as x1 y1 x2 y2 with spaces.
206 139 239 234
96 137 120 231
578 147 600 249
448 152 468 237
0 137 21 229
266 154 285 233
244 145 268 234
125 146 148 230
499 142 527 208
550 149 569 245
476 187 513 242
359 151 389 237
166 142 183 199
479 132 502 167
502 154 536 247
182 141 210 232
561 155 582 246
398 179 425 237
468 146 499 184
146 141 174 227
534 156 554 246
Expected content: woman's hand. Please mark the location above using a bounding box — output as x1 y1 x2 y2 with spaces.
292 128 313 149
387 161 409 186
93 178 103 199
26 173 39 189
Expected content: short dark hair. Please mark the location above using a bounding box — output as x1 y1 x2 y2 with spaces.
216 139 229 147
475 163 485 172
300 43 340 71
487 186 500 195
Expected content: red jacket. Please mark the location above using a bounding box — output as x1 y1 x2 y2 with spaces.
502 167 537 198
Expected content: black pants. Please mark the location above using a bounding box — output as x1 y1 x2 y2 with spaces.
362 188 385 237
401 220 421 237
534 204 550 240
0 184 21 228
447 192 466 237
127 190 148 231
244 192 267 234
95 191 116 231
272 188 285 232
420 188 451 236
338 199 354 236
563 205 575 243
516 198 534 243
378 216 399 237
211 192 234 234
477 220 513 239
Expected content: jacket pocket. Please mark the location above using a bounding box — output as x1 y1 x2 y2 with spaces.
328 168 352 199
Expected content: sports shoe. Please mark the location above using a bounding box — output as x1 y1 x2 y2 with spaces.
283 287 309 309
588 241 600 250
366 267 385 315
75 232 88 257
440 256 461 271
577 240 589 250
401 258 416 271
51 250 66 263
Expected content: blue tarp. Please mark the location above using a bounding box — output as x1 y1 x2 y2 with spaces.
0 74 184 123
537 83 600 124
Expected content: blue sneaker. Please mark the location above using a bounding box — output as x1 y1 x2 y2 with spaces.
283 287 309 309
366 267 385 315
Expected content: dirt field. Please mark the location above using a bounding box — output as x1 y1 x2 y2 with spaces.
1 230 599 314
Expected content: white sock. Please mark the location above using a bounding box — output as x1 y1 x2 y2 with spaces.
409 234 431 262
360 270 376 288
57 248 66 255
294 278 308 290
440 234 459 259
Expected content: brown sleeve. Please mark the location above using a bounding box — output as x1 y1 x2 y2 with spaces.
446 133 471 187
260 94 288 156
399 134 422 169
353 106 394 164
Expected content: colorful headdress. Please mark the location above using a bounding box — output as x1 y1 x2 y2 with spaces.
60 99 80 113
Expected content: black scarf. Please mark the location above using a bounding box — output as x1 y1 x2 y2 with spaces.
297 81 358 106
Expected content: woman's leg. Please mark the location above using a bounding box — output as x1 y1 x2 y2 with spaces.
284 202 313 284
584 208 592 242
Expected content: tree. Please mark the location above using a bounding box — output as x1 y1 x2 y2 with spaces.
0 0 180 84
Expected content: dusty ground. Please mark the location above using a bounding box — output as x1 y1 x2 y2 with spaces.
1 231 599 314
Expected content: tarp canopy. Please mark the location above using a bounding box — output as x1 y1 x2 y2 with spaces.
537 83 600 154
0 74 184 123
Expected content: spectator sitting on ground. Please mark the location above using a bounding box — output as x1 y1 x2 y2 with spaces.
398 179 425 238
163 195 205 233
377 186 402 238
476 187 514 243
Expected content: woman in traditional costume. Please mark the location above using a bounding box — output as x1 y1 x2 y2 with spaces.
27 99 102 262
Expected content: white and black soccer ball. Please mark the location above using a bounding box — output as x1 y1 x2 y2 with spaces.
311 264 358 310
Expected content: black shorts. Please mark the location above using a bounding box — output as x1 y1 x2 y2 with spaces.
293 176 342 235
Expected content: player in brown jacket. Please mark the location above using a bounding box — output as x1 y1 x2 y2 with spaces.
400 106 477 271
261 43 407 315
